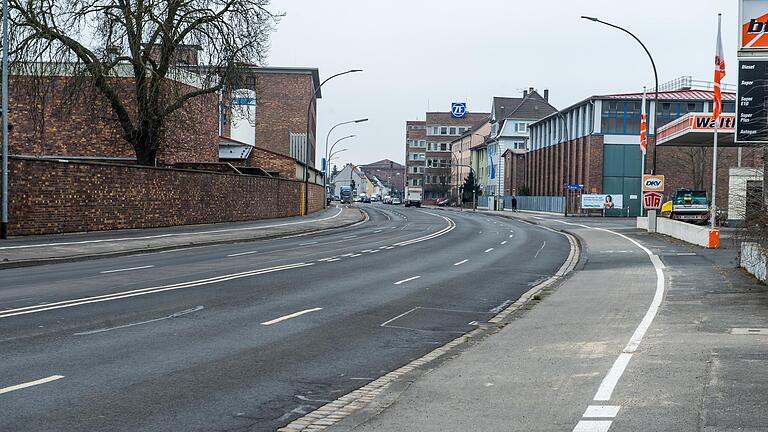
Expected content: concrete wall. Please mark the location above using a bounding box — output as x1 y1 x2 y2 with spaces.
8 157 325 236
637 216 715 248
741 242 767 283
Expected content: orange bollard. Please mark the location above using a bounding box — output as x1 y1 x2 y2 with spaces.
708 229 720 249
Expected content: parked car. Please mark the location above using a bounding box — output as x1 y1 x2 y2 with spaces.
383 196 392 204
435 197 451 207
392 198 401 205
362 196 371 203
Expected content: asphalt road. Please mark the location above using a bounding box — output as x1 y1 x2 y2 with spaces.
0 204 568 432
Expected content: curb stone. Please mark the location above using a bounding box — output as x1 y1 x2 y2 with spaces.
0 208 366 270
276 222 581 432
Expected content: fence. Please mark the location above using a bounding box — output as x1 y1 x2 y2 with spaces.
476 195 565 214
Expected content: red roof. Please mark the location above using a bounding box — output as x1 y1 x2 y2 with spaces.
596 89 736 101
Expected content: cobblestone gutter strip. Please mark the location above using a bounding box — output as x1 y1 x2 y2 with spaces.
276 229 580 432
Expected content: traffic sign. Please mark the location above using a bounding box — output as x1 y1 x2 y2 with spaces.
643 191 663 210
564 183 584 190
642 175 665 192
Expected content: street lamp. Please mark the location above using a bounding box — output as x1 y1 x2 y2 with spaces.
323 118 367 205
304 69 363 215
1 0 9 239
581 16 659 174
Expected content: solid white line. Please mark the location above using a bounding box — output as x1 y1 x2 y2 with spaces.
349 254 362 258
260 308 323 326
226 250 259 257
380 307 418 327
298 241 318 246
534 241 547 258
501 241 508 245
99 265 155 274
573 420 612 432
0 263 313 319
583 405 621 418
453 259 469 266
0 208 344 250
0 375 65 395
394 276 420 285
484 248 494 253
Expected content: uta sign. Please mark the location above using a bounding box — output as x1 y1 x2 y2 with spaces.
643 192 664 210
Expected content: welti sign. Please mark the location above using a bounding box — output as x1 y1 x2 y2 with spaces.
740 0 768 50
689 114 736 130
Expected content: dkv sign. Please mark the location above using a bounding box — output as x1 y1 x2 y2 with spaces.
642 175 665 192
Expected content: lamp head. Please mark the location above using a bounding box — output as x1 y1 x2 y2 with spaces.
581 16 599 22
355 118 369 123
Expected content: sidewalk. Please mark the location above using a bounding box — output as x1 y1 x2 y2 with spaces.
324 211 768 431
0 206 364 268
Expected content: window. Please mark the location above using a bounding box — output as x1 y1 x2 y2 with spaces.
440 127 448 135
440 143 448 151
449 127 456 135
516 122 528 133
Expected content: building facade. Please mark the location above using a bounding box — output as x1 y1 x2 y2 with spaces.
358 159 406 197
406 111 489 204
526 82 751 217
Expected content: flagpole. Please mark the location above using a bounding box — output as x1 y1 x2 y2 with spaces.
710 13 722 230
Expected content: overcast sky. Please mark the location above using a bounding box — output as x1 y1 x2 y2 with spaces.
267 0 739 168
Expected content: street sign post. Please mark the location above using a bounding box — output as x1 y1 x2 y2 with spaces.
643 191 663 210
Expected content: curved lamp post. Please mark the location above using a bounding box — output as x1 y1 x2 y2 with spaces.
323 118 367 204
581 16 659 174
304 69 363 215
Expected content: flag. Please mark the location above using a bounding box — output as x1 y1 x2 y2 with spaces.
640 89 647 156
713 14 726 120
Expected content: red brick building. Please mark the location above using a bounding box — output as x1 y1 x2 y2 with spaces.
406 111 489 204
8 71 218 165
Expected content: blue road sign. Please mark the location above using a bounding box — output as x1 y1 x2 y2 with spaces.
564 183 585 190
451 103 467 118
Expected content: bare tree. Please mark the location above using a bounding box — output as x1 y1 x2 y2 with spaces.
9 0 280 165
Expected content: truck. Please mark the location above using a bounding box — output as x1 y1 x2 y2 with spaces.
340 186 353 204
660 189 710 224
404 186 423 208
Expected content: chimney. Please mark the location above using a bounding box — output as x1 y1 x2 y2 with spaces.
522 90 528 98
528 87 534 95
544 89 549 101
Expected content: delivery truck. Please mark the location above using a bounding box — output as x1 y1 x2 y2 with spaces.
404 186 423 207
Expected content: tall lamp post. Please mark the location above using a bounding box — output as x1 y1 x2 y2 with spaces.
304 69 362 215
556 112 570 216
324 118 367 204
327 135 355 198
581 16 659 175
1 0 9 239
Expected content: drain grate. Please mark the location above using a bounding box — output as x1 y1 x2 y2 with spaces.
730 328 768 335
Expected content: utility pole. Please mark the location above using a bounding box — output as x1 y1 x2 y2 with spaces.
1 0 9 239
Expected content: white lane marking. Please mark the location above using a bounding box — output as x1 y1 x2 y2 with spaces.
394 276 420 285
298 241 318 246
260 308 323 326
99 265 155 274
501 241 508 245
484 248 494 253
453 259 469 266
531 216 545 220
0 375 65 395
340 253 354 257
534 241 547 258
227 250 260 257
583 405 621 418
0 263 313 319
552 219 666 407
380 307 418 327
374 230 382 233
325 258 342 262
379 246 388 249
573 420 612 432
510 229 514 232
74 306 204 336
393 211 455 246
677 252 697 256
349 254 362 258
343 235 358 239
384 246 395 250
509 234 514 238
0 208 344 250
369 250 380 254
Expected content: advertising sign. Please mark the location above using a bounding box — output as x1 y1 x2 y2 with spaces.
642 175 665 192
581 194 624 210
740 0 768 50
451 102 467 118
643 192 664 210
736 59 768 142
688 114 736 131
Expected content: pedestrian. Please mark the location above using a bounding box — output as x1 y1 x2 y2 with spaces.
511 196 518 212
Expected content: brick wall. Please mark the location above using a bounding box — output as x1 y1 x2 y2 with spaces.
250 147 297 178
8 157 325 236
9 75 218 165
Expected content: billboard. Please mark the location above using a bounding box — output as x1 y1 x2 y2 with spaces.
740 0 768 50
581 194 624 210
451 103 467 118
736 59 768 142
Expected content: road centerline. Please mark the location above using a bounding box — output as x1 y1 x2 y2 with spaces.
0 375 65 395
260 308 323 326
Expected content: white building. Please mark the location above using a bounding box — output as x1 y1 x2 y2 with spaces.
332 164 370 197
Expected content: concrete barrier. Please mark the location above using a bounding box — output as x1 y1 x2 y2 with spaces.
638 216 720 249
741 242 768 283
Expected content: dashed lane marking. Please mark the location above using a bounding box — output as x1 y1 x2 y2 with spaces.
0 375 65 395
99 265 155 274
227 250 260 257
393 276 420 285
453 259 468 266
260 308 323 326
484 248 494 253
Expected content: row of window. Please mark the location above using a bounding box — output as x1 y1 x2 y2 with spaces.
410 166 425 174
425 175 449 185
407 139 426 148
601 100 736 135
427 158 451 168
406 140 450 152
409 178 423 186
409 152 426 161
407 124 426 131
427 125 472 136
